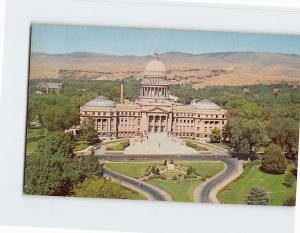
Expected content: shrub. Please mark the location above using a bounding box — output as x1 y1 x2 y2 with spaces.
151 166 156 174
186 166 193 175
159 174 167 180
201 176 206 181
186 140 208 151
283 196 296 206
245 186 270 205
155 167 160 175
172 175 177 180
148 174 160 179
144 171 151 176
283 173 296 187
163 160 167 166
169 160 174 164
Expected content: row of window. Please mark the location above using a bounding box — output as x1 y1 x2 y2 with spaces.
83 111 142 116
175 113 225 118
173 133 211 138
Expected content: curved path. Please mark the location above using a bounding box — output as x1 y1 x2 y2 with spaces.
103 167 172 201
193 157 243 203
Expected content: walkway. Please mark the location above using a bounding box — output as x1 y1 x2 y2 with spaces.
103 166 172 201
124 133 198 155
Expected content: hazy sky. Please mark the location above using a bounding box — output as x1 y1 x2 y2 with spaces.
31 24 300 56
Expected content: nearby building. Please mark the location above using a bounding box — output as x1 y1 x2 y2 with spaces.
37 82 63 94
80 51 227 140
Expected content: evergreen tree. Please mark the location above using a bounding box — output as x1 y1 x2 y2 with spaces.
261 144 286 174
245 186 270 205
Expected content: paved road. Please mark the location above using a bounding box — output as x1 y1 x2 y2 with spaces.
103 166 172 201
193 157 239 203
97 154 240 203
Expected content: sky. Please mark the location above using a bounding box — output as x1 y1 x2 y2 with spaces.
31 24 300 56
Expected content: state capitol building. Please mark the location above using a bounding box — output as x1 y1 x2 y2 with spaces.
80 51 227 140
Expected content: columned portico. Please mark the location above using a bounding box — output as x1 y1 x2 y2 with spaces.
148 114 168 133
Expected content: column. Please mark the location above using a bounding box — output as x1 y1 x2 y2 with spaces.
159 115 162 132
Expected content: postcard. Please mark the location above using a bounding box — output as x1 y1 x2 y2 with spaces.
24 24 299 206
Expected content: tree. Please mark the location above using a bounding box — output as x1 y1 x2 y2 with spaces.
261 144 286 174
43 105 79 131
210 127 221 143
245 186 270 205
72 177 124 199
283 196 296 206
24 152 80 196
36 131 75 157
78 156 103 182
229 119 266 155
81 116 98 145
267 118 299 154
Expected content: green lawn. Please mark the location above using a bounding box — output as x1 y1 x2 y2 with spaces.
26 128 47 154
218 166 297 206
178 161 224 178
74 140 88 151
147 178 202 202
105 161 160 178
185 140 208 151
209 143 229 150
122 187 146 200
106 160 225 202
106 140 129 151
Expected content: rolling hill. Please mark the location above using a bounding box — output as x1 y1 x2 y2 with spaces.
29 51 300 87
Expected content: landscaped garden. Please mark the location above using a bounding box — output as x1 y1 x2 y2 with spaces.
217 163 297 206
105 160 224 202
185 140 208 151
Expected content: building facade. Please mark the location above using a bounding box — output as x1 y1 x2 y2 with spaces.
80 51 227 140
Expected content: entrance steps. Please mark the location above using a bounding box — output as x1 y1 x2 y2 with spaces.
124 133 198 155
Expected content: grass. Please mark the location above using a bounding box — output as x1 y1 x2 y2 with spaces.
209 142 229 150
147 178 202 202
178 161 224 178
105 161 159 178
74 140 88 151
106 140 129 151
106 160 225 202
217 165 297 206
185 140 208 151
26 128 47 154
101 139 129 145
122 187 146 200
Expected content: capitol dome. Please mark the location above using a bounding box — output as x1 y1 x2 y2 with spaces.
85 96 116 108
191 99 221 110
144 51 166 76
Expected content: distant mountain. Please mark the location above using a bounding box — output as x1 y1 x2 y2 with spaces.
29 51 300 87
